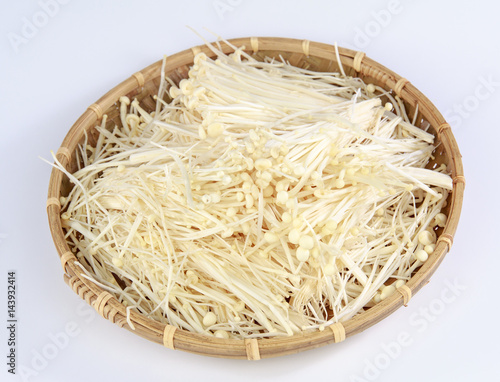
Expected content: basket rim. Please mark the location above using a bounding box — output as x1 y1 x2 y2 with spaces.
46 36 465 360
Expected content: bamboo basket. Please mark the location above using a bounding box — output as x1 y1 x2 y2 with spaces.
46 37 465 360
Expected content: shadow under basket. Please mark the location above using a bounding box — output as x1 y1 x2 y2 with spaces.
46 37 465 360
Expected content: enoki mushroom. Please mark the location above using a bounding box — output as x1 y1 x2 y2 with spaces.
48 41 451 339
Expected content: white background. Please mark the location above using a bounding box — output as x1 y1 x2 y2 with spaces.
1 1 499 381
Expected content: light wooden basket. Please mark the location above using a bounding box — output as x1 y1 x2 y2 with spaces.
46 37 465 360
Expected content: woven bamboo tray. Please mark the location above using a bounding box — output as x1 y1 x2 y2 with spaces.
46 37 465 360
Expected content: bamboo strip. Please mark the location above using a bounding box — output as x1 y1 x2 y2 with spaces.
59 251 74 273
397 285 412 307
46 197 61 209
353 51 365 72
56 147 71 163
250 37 259 53
163 325 177 350
88 103 104 119
245 339 261 360
394 77 409 97
132 72 145 88
329 322 346 343
437 233 454 251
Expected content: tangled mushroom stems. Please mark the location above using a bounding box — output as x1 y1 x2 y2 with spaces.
51 42 450 339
